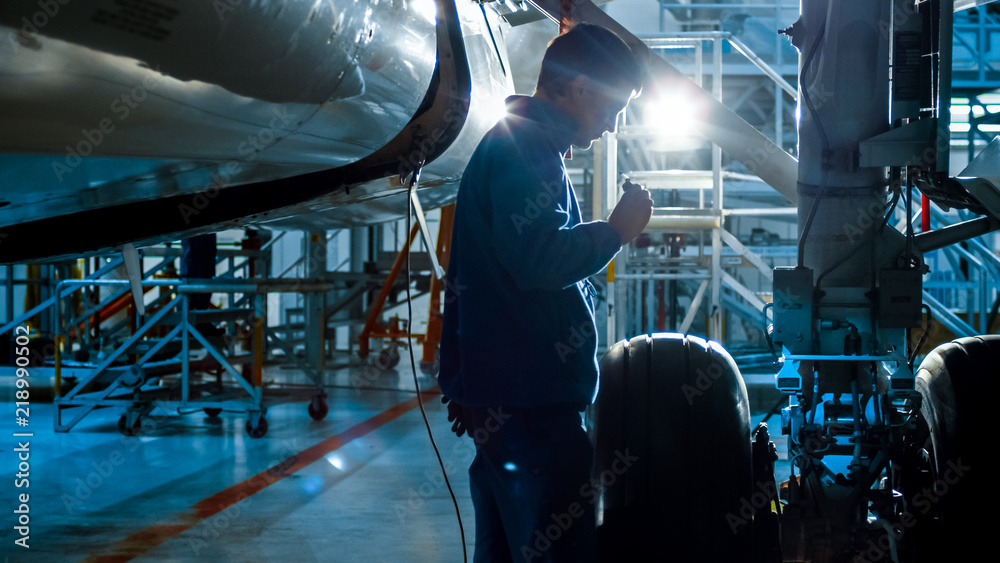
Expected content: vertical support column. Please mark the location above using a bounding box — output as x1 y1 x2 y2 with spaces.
593 135 610 347
646 277 655 333
968 99 977 164
181 291 190 403
796 0 894 358
5 265 13 324
253 293 264 393
936 0 953 175
423 205 454 371
710 35 724 340
349 227 368 354
694 40 703 88
54 334 62 397
980 266 988 334
42 264 52 336
604 133 619 220
305 231 327 375
775 0 784 148
593 137 605 224
605 132 628 345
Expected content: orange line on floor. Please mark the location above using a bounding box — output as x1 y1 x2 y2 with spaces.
83 388 440 562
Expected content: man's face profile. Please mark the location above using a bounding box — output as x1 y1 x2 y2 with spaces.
565 75 635 149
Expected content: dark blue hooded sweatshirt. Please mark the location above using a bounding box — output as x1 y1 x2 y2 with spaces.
437 96 623 410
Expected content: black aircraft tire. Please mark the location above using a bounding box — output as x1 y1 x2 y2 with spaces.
911 335 998 562
588 333 753 563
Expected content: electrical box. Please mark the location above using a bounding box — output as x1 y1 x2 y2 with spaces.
879 268 923 328
772 267 814 354
775 358 803 394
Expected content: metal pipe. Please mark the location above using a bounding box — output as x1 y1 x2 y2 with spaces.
914 215 1000 252
658 4 791 10
614 273 712 281
646 215 722 229
254 295 264 389
724 208 798 216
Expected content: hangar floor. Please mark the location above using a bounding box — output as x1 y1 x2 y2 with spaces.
5 355 785 563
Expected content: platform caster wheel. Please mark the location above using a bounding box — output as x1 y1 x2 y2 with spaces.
203 408 223 418
374 345 400 370
245 417 268 438
118 414 142 437
308 397 329 420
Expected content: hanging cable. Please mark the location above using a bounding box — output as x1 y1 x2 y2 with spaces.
405 166 468 562
908 304 934 369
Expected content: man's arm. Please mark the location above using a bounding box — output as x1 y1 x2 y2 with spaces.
488 140 649 291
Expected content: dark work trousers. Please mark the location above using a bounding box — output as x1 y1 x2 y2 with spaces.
466 404 597 563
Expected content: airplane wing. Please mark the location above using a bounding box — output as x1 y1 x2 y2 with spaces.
0 0 513 261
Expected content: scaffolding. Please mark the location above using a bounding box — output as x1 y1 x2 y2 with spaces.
0 239 340 437
594 30 797 352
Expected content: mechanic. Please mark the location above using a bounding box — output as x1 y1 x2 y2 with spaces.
438 23 652 562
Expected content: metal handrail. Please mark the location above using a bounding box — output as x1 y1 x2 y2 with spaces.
922 290 978 338
918 204 999 334
637 31 797 100
727 35 797 98
0 256 126 336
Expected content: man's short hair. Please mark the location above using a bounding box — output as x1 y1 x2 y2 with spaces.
536 24 643 98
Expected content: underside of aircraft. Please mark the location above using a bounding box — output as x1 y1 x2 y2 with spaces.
0 0 514 261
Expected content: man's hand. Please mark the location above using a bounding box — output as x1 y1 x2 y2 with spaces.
607 179 653 245
442 395 468 437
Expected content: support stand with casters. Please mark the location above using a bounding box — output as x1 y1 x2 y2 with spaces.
118 401 155 436
245 407 268 438
308 392 329 420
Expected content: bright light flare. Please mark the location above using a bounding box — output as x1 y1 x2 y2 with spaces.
413 0 437 25
638 90 706 152
326 453 346 470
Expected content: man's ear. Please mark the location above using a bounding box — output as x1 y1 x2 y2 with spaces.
568 74 590 101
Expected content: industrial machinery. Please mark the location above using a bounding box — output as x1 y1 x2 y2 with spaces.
543 0 1000 561
769 0 998 560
